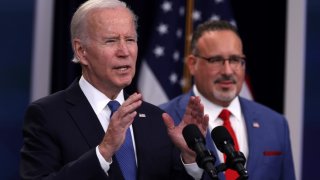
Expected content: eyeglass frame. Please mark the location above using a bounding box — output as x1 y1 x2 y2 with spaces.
193 54 246 69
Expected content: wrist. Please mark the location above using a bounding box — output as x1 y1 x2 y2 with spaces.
98 145 113 162
181 151 196 164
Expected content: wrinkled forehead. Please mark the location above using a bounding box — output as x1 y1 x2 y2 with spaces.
88 7 136 28
82 7 137 40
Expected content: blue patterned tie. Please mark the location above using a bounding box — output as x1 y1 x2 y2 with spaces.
108 100 137 180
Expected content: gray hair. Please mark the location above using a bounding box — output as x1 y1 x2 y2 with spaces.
70 0 138 63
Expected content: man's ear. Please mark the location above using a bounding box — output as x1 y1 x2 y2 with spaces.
73 38 88 65
186 54 197 75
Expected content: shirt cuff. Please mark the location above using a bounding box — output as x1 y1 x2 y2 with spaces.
181 156 204 180
96 146 112 174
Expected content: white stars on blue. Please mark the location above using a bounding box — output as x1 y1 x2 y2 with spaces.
193 10 202 21
173 50 180 62
153 46 165 58
169 72 178 84
162 1 173 13
157 23 169 35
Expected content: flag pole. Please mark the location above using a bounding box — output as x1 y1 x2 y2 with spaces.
183 0 194 93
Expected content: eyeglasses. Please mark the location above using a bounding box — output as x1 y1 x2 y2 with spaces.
194 54 246 69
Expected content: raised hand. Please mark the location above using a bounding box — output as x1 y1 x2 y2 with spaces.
99 93 142 161
162 96 209 163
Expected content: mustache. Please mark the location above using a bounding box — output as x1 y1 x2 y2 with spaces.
214 75 237 84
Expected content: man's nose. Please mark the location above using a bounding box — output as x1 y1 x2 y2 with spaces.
220 60 233 74
117 40 130 55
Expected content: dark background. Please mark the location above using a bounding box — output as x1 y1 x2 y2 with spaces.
230 1 287 113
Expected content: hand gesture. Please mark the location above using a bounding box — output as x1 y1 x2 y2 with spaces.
162 96 209 163
99 93 142 161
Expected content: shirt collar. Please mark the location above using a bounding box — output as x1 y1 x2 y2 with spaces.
79 76 124 115
192 85 242 122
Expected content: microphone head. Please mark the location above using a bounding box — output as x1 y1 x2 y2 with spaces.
211 126 234 153
182 124 205 150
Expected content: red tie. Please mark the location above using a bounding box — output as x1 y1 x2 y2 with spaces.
219 109 239 180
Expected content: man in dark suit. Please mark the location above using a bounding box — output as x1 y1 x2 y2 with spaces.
20 0 206 179
161 20 296 180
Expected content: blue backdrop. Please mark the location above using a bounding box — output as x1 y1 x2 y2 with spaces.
302 0 320 179
0 0 34 179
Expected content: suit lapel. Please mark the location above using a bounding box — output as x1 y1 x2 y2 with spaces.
175 90 193 124
239 98 263 175
65 80 105 148
132 104 148 179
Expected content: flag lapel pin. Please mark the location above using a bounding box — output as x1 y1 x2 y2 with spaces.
253 122 260 128
139 113 146 118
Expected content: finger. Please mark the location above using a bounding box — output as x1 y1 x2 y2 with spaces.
122 92 142 107
118 93 142 116
201 114 209 132
195 102 205 124
127 111 137 122
162 113 175 130
121 100 142 115
183 96 198 123
188 99 204 124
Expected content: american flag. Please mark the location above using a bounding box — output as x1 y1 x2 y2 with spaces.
138 0 252 105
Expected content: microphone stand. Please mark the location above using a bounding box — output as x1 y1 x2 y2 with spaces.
215 151 249 180
195 150 219 180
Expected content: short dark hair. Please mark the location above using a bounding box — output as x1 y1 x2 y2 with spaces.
190 20 240 54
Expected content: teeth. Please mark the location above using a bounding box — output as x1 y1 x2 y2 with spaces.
119 67 128 71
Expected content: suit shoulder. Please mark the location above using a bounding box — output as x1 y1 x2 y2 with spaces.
30 90 66 108
240 97 286 121
141 101 165 114
159 94 187 111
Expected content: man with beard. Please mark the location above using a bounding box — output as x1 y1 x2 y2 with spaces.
160 20 295 180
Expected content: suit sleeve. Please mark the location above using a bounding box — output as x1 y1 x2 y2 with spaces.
20 103 108 180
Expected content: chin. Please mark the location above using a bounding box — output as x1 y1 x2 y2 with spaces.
214 90 237 102
120 80 132 88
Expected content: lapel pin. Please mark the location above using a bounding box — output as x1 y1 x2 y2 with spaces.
139 113 146 118
253 122 260 128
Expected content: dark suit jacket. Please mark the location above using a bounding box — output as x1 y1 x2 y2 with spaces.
160 90 296 180
20 80 193 180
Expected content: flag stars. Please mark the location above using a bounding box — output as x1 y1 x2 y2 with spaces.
161 1 172 13
169 73 178 84
192 10 202 21
210 14 220 21
153 46 165 58
230 20 237 27
173 51 180 62
215 0 224 4
180 78 187 88
176 28 183 38
157 23 169 35
179 6 185 16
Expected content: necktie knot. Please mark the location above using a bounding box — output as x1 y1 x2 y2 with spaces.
108 100 120 117
219 109 231 121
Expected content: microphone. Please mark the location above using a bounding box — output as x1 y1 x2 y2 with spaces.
211 126 248 179
182 124 218 179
